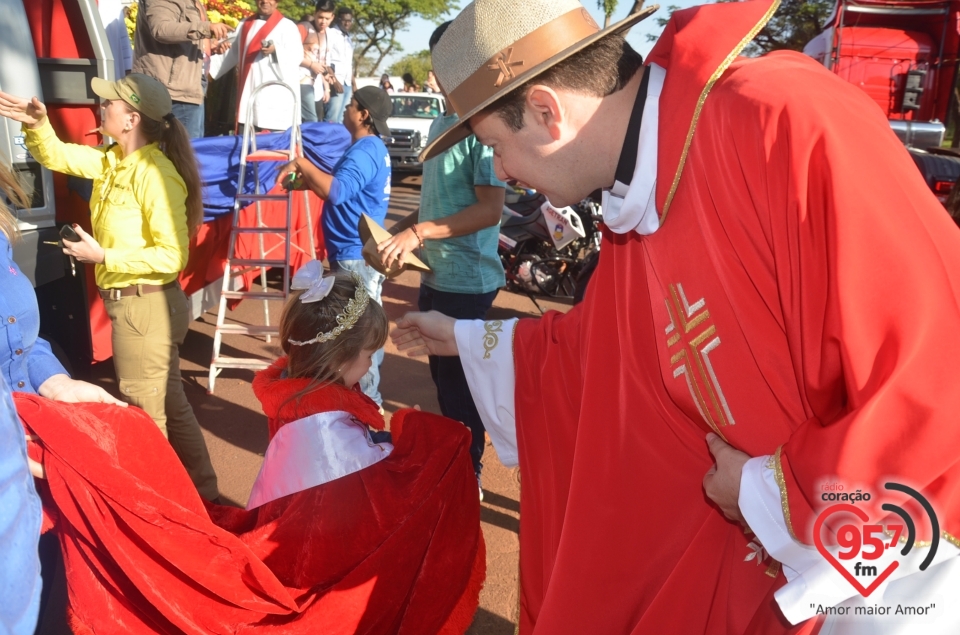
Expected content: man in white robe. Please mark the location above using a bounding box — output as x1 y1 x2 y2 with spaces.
209 0 302 132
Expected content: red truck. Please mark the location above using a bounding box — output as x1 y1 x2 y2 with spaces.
804 0 960 204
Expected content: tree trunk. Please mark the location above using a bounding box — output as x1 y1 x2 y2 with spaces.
621 0 645 34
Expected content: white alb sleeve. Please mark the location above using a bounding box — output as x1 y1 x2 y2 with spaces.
739 456 960 628
454 318 518 467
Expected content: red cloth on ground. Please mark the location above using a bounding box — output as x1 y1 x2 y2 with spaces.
510 0 960 633
17 365 483 634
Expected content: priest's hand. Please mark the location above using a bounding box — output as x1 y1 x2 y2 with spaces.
703 433 749 525
392 311 458 357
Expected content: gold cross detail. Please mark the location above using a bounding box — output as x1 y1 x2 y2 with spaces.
665 283 736 439
488 48 524 87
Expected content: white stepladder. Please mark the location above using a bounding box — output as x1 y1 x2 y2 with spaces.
207 80 316 394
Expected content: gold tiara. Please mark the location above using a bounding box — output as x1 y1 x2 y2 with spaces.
288 273 370 346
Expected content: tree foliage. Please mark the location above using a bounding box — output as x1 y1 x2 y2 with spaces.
598 0 618 27
739 0 834 54
276 0 317 22
645 0 833 55
335 0 457 76
387 50 433 85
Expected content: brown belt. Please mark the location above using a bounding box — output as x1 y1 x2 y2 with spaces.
98 281 179 301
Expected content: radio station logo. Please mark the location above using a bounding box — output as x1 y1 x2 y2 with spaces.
814 482 939 598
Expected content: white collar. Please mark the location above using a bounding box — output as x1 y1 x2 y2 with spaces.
601 63 665 236
246 411 393 509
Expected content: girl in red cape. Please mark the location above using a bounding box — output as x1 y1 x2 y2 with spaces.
19 264 484 634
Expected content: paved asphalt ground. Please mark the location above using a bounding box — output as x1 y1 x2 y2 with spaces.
71 176 572 634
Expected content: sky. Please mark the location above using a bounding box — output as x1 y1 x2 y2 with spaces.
378 0 703 74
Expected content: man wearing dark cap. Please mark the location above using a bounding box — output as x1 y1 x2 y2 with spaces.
277 86 392 406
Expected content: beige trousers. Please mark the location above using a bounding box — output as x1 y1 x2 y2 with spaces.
104 285 219 500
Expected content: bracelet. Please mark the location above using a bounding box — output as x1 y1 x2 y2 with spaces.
410 224 424 249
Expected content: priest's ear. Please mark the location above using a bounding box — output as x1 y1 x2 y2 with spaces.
524 85 565 142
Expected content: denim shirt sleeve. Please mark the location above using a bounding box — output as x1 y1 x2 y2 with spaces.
26 337 67 391
0 375 42 635
0 235 68 393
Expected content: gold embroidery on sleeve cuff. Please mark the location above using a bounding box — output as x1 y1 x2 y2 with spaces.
772 446 800 541
483 320 504 359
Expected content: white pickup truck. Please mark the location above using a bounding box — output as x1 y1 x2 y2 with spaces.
384 92 446 173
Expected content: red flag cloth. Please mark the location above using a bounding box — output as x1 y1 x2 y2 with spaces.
233 187 327 302
509 0 960 633
17 365 484 634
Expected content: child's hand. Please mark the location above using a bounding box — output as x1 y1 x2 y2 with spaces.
391 312 458 357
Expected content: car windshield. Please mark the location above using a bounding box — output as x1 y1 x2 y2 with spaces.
391 96 441 118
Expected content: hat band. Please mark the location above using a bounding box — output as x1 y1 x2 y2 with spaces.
447 7 600 117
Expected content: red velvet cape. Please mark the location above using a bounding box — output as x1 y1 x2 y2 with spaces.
511 0 960 633
19 360 484 634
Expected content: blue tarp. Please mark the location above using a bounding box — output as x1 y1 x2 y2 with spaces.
193 122 352 221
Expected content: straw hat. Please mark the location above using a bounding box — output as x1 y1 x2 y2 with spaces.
420 0 658 161
358 214 430 278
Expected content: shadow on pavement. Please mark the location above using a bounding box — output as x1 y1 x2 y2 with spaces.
481 505 520 534
467 608 517 635
482 490 520 514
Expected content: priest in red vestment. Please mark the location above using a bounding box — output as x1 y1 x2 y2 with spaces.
391 0 960 633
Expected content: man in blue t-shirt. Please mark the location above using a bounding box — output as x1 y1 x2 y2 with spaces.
278 86 392 405
376 22 506 497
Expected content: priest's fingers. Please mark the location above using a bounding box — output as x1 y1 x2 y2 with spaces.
703 433 749 524
393 312 458 355
390 324 421 345
705 432 732 459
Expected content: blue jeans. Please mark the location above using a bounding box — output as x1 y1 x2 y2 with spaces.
330 259 385 405
171 101 203 138
418 285 499 476
300 84 318 122
323 84 351 124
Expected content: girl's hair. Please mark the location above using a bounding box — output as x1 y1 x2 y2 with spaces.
0 161 27 242
280 271 388 389
133 108 204 239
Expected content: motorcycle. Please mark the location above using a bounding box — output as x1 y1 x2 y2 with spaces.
498 191 602 302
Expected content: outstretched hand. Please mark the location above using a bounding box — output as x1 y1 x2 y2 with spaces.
391 311 458 357
703 433 750 525
0 91 47 128
38 374 127 407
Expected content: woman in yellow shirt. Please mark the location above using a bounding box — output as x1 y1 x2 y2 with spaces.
0 74 219 501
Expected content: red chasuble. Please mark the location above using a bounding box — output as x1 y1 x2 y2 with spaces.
511 0 960 633
19 360 484 634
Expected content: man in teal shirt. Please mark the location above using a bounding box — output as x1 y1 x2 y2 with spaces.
377 22 505 496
